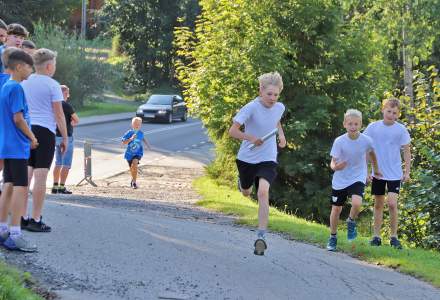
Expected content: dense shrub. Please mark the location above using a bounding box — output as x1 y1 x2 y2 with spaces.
31 23 108 109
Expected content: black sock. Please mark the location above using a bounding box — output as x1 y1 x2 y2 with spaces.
53 182 58 188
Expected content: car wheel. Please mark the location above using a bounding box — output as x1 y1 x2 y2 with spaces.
181 111 187 122
168 112 173 124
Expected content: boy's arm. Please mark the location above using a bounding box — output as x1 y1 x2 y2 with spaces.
228 122 262 145
330 157 347 171
122 134 135 145
13 112 38 149
402 144 411 182
71 113 80 126
53 101 68 153
277 122 286 148
143 137 152 150
368 150 382 178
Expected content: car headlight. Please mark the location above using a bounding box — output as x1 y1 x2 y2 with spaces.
157 110 167 114
137 108 143 113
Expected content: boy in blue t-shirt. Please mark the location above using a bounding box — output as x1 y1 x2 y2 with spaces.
122 117 151 189
0 49 38 252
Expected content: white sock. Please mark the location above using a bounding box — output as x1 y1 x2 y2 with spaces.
0 222 8 233
23 215 29 221
10 226 21 238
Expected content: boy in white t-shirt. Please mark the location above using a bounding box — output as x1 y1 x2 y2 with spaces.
364 97 411 249
229 72 286 256
327 109 381 251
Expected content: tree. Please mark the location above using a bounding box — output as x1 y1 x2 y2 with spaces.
103 0 200 89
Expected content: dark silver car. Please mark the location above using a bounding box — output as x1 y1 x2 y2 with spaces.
136 94 188 123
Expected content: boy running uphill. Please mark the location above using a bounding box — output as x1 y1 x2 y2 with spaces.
229 71 286 256
122 117 151 189
327 109 381 251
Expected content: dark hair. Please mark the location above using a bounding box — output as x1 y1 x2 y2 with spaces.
7 49 34 70
0 19 7 31
22 40 36 49
6 23 29 38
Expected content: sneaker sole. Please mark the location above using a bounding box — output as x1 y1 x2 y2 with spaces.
327 246 336 251
25 227 51 233
254 239 267 256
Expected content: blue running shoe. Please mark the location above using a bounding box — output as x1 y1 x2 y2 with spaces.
0 231 9 245
346 218 357 241
390 237 403 250
327 236 337 251
3 236 37 252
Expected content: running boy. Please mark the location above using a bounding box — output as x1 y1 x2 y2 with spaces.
327 109 381 251
122 117 151 189
364 97 411 249
229 71 286 256
0 49 38 251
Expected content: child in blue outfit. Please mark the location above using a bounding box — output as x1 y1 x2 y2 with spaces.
122 117 151 189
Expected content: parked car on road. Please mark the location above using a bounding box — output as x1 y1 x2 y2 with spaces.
136 94 188 123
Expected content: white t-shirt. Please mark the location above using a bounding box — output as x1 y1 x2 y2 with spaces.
21 74 63 134
330 133 374 190
364 120 411 180
233 97 285 164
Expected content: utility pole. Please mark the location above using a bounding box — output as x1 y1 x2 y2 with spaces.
81 0 87 38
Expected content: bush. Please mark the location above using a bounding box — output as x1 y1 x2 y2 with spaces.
31 22 109 109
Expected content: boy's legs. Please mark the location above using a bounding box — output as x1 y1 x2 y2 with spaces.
0 183 13 239
349 195 362 220
58 137 74 193
52 137 63 193
387 192 399 237
373 195 386 237
31 168 49 220
257 178 270 233
130 158 139 182
329 205 343 235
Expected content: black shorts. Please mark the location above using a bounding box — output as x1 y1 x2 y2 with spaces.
331 182 365 206
3 159 28 186
236 159 278 190
371 177 401 195
28 125 55 169
127 156 141 167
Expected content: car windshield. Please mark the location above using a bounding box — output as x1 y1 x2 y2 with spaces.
147 95 172 105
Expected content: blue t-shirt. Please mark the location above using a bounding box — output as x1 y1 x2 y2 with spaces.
0 73 10 88
122 129 144 160
0 80 32 159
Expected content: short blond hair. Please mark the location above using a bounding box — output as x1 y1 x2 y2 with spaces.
60 85 69 92
258 71 283 91
132 117 142 125
382 97 400 110
1 46 19 68
33 48 57 67
344 109 362 120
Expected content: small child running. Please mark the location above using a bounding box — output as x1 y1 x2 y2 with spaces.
327 109 381 251
229 71 286 256
122 117 151 189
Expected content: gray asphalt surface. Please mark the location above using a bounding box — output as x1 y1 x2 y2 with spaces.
6 193 440 300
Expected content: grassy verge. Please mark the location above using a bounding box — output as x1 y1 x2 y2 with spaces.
194 176 440 287
77 102 138 117
0 261 42 299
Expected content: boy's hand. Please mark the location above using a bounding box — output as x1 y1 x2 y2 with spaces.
373 169 383 179
60 138 68 154
334 160 347 170
402 173 410 183
249 136 263 146
30 138 39 149
131 134 137 140
278 135 286 148
366 174 373 184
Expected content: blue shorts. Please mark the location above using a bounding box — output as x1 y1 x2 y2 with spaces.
55 136 74 168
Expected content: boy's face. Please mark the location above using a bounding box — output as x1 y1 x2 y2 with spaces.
343 116 362 134
16 63 33 81
62 89 70 101
47 59 56 77
382 105 399 123
259 84 281 108
132 120 142 130
6 34 25 48
0 29 7 44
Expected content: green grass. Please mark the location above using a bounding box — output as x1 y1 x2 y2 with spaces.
0 261 42 300
77 102 138 117
194 176 440 287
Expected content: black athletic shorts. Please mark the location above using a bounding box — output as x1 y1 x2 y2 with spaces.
236 159 278 190
331 182 365 206
127 156 141 167
371 177 401 195
28 125 55 169
3 159 28 186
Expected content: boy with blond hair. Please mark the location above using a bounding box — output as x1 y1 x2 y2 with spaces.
327 109 381 251
229 71 286 256
0 49 38 251
122 117 151 189
0 19 7 45
364 97 411 249
21 48 68 232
